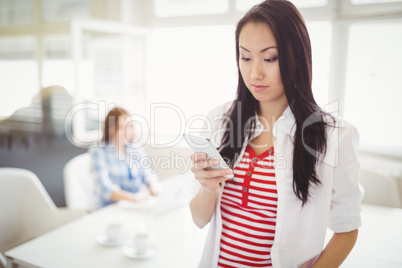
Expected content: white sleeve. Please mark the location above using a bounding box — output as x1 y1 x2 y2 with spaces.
328 121 364 233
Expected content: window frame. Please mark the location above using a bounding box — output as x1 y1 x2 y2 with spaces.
69 19 149 147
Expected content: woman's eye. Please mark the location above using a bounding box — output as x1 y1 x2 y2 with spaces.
265 57 278 62
241 57 251 62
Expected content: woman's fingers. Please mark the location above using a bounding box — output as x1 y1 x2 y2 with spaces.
191 167 233 181
190 153 233 191
192 158 221 170
190 153 233 177
190 153 207 162
200 168 233 178
200 175 228 187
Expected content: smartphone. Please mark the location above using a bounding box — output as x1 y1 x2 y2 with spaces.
183 133 234 179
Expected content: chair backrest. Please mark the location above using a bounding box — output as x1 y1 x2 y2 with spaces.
63 153 94 211
0 168 58 253
0 252 6 268
360 169 402 208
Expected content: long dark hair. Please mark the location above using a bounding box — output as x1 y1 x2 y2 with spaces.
219 0 332 205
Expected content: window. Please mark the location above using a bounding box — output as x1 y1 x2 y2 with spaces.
68 21 148 146
41 0 88 22
154 0 228 17
236 0 328 12
351 0 402 4
291 0 328 8
343 20 402 150
81 31 145 97
235 0 263 11
307 21 332 107
42 35 75 94
0 0 32 25
147 25 237 142
0 37 38 117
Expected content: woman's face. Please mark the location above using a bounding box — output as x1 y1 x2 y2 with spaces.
112 115 134 146
239 22 286 105
119 117 134 144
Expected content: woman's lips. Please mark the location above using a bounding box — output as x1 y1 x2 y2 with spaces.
252 84 268 92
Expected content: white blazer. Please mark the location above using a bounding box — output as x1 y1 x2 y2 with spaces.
197 103 364 268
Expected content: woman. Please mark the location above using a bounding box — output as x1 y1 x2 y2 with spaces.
189 1 363 267
89 107 158 210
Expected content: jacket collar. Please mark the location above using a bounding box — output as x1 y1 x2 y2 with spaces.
273 106 296 138
251 106 296 140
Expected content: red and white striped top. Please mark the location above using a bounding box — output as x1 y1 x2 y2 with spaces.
218 145 278 268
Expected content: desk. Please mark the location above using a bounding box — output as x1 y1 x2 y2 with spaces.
6 204 402 268
5 204 208 268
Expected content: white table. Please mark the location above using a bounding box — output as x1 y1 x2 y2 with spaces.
5 204 402 268
5 203 209 268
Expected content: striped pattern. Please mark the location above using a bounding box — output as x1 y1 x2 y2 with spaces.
218 145 278 268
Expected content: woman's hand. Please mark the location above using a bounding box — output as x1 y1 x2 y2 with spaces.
189 153 233 228
148 182 159 196
311 229 358 268
110 190 139 203
190 153 233 193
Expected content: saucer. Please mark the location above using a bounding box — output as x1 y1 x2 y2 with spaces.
122 244 157 259
97 234 126 247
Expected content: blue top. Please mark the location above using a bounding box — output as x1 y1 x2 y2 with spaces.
89 143 158 209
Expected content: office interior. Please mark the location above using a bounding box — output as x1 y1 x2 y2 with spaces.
0 0 402 267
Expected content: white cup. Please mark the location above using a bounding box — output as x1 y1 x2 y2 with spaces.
134 231 149 254
105 223 122 241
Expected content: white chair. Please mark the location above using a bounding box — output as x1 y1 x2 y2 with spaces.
0 168 86 264
360 169 402 208
63 153 95 211
0 252 6 268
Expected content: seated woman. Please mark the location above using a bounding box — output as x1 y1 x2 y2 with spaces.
89 106 158 209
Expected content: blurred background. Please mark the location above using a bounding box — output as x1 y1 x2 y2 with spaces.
0 0 401 207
